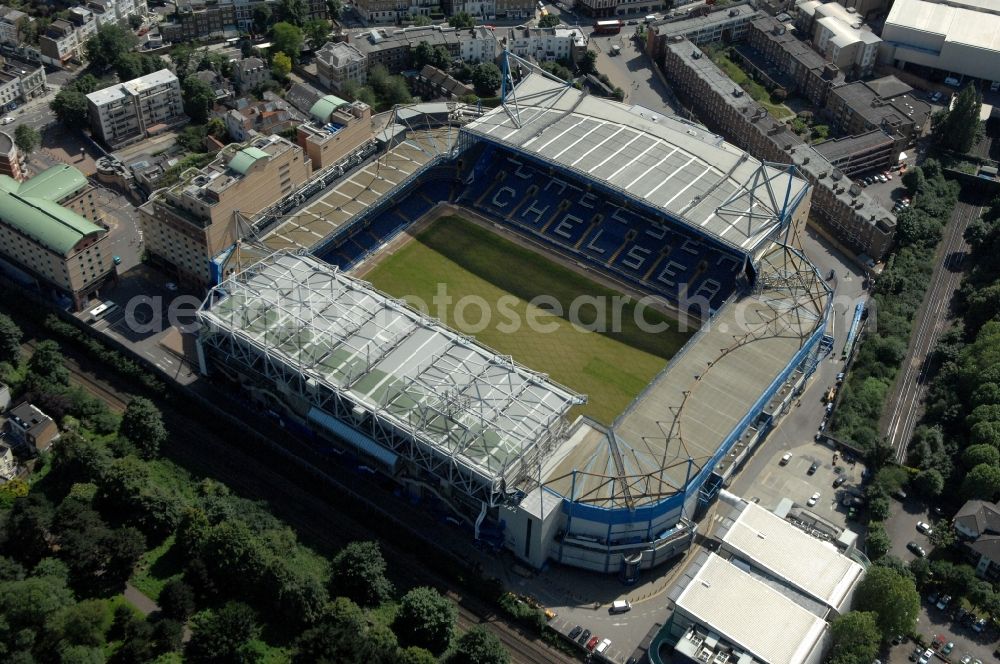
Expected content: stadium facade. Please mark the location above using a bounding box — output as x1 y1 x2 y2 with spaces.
197 70 833 578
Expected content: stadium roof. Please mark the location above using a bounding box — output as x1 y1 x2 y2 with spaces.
8 164 88 202
675 553 828 664
543 244 830 508
462 73 809 254
228 146 269 175
720 499 865 612
200 252 584 495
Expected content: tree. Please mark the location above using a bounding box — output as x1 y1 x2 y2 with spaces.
853 566 921 641
28 340 69 386
902 166 925 194
182 75 216 125
186 603 261 663
964 444 1000 468
329 541 393 606
159 578 197 620
937 84 984 154
303 19 330 51
393 587 456 655
119 397 167 459
962 462 1000 500
128 14 143 30
398 646 439 664
538 14 561 28
579 50 597 75
13 124 39 156
85 23 137 70
449 12 475 28
447 626 510 664
0 312 22 364
865 522 891 560
277 0 307 26
913 468 945 498
51 87 89 128
828 611 880 664
0 575 74 633
909 556 932 588
272 51 293 79
326 0 342 20
271 22 304 63
252 4 273 34
471 62 501 97
413 41 435 69
48 599 113 648
868 494 891 522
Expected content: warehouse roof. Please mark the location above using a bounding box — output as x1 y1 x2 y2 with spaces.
14 164 89 202
464 73 809 254
720 500 866 612
885 0 1000 54
675 553 828 664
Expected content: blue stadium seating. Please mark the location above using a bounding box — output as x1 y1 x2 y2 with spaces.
456 149 745 311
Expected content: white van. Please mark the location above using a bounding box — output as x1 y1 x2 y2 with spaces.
944 76 960 87
609 600 631 614
596 638 612 655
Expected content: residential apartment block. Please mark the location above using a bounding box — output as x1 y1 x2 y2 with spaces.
39 20 81 68
796 0 879 78
647 3 759 55
139 135 312 286
0 56 47 109
68 6 98 44
297 94 373 170
812 129 895 177
160 0 236 42
87 69 187 149
745 16 844 106
7 402 59 455
662 38 896 261
574 0 665 19
411 64 474 99
955 500 1000 581
504 26 588 63
355 25 464 74
0 6 31 46
825 76 931 147
0 165 113 310
316 41 367 93
233 57 269 94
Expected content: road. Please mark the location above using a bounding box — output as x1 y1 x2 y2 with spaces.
882 197 985 463
35 330 573 664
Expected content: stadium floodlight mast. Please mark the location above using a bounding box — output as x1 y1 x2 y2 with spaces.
498 46 572 130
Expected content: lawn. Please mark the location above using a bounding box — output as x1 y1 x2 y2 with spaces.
710 49 795 121
363 216 692 424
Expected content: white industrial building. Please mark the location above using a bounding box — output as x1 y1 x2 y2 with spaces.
653 493 868 664
881 0 1000 86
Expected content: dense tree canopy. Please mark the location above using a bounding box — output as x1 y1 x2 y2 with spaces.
329 540 393 606
854 566 920 641
272 22 304 62
936 84 983 154
119 397 167 459
85 23 136 70
447 626 510 664
472 62 501 97
828 611 881 664
393 587 456 655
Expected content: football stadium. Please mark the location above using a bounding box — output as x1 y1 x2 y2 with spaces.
197 68 834 577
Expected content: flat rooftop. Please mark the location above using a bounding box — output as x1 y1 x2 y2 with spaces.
543 244 829 507
463 73 809 254
813 130 893 162
886 0 1000 54
201 252 583 488
675 553 828 664
719 500 865 612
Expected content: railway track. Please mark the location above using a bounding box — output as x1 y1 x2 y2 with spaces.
44 341 574 664
883 198 984 462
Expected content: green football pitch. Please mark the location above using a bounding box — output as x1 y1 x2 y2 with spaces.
363 215 693 425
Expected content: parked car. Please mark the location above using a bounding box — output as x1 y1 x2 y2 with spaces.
609 600 631 614
836 372 845 382
569 625 582 640
577 629 591 645
833 476 846 488
916 521 933 535
596 638 612 655
893 488 908 501
931 91 943 102
936 594 951 610
974 617 987 633
927 591 939 605
954 607 969 624
780 452 792 465
907 541 926 557
808 461 819 475
807 492 821 507
586 636 600 651
942 642 954 655
918 648 934 664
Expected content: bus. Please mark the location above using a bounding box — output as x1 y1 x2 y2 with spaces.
593 19 623 34
87 301 118 322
